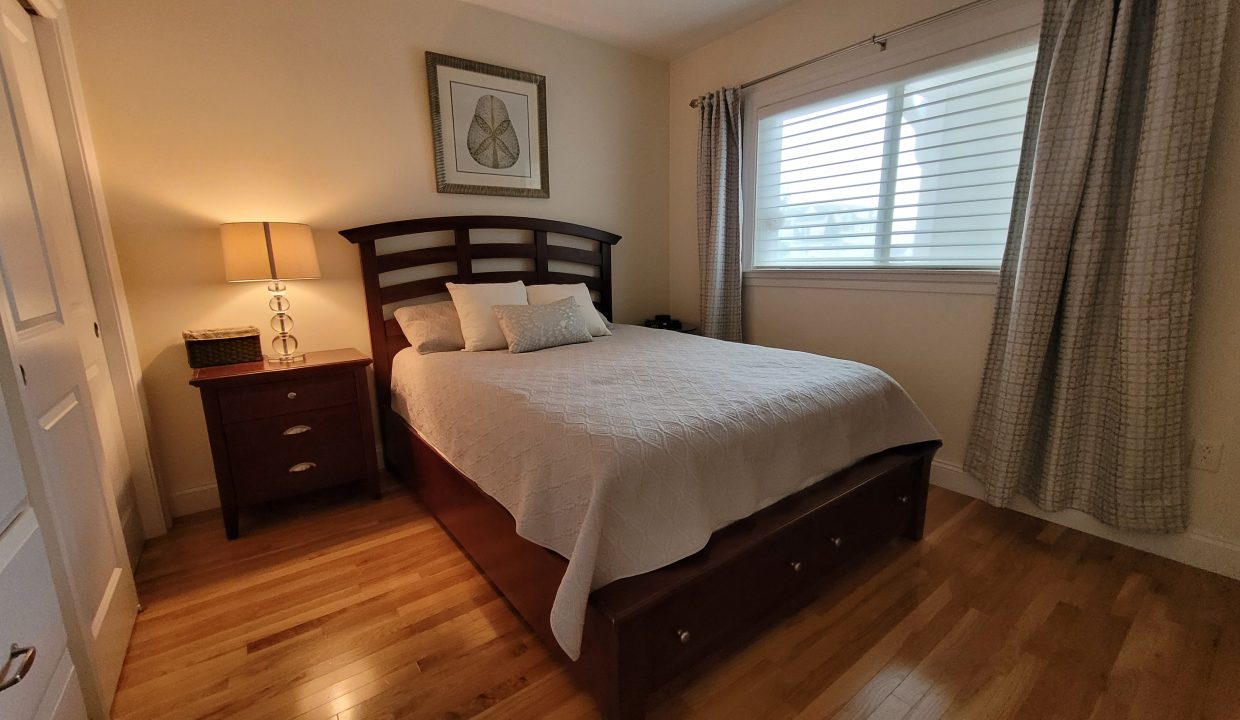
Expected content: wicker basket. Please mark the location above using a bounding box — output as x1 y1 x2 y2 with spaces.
183 326 263 368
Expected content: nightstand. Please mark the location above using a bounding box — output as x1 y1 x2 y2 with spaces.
189 348 380 538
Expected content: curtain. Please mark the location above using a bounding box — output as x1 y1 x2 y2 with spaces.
696 87 743 342
966 0 1230 533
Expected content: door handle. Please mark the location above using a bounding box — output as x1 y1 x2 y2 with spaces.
0 644 36 693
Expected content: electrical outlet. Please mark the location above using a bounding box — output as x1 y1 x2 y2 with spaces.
1191 439 1223 473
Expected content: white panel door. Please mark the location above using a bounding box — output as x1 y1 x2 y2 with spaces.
0 333 24 529
0 0 137 714
0 512 74 719
3 0 140 565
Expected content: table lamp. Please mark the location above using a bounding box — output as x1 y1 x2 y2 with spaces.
220 222 320 362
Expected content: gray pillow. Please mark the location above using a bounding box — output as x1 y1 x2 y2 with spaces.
493 296 594 354
393 301 466 354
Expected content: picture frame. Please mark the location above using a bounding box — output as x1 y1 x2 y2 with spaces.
425 52 549 198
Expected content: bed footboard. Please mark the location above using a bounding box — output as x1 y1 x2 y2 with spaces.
384 408 938 720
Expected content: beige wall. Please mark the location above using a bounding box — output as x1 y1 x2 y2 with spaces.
67 0 669 516
670 0 1240 564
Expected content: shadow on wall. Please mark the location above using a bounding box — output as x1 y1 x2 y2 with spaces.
144 341 220 516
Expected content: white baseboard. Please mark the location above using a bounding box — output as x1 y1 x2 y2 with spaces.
931 460 1240 581
167 483 220 518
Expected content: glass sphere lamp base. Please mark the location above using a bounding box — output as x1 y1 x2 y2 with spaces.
267 279 305 362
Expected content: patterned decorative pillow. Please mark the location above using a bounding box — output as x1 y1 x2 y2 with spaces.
493 297 594 354
393 301 465 354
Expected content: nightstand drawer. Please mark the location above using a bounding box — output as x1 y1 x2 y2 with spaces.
230 423 365 505
222 405 361 466
217 373 357 423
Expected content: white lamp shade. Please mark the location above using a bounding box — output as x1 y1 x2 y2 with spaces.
221 222 321 281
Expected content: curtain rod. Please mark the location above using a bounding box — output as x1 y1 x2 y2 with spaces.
688 0 1001 108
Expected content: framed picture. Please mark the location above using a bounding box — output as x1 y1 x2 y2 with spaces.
425 52 549 198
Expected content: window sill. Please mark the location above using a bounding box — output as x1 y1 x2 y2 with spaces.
743 268 1000 296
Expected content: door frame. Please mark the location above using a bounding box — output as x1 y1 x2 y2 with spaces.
25 0 169 539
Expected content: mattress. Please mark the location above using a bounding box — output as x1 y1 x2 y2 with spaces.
390 324 939 659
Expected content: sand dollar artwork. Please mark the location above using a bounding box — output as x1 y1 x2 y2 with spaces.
466 95 521 169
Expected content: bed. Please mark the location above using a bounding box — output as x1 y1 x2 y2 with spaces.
340 215 941 720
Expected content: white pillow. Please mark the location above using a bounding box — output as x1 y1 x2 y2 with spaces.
446 281 528 351
526 283 611 337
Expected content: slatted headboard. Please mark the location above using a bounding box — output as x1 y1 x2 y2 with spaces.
340 215 622 409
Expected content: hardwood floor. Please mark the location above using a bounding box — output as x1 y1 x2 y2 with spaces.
113 481 1240 720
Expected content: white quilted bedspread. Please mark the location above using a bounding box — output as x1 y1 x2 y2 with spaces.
390 325 938 659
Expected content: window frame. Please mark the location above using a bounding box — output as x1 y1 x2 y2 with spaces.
741 0 1042 282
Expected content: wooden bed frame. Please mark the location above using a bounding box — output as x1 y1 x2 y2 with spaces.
340 215 940 719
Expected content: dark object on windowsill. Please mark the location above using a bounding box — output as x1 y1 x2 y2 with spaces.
644 315 699 334
645 314 681 330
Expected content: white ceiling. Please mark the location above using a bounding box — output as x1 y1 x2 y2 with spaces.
457 0 800 60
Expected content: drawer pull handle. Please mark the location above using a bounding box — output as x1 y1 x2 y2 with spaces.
287 391 298 400
676 629 691 645
0 644 36 693
829 536 844 548
289 462 317 473
897 495 910 505
790 560 803 573
283 425 312 436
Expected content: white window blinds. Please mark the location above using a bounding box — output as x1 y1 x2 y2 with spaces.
752 45 1038 269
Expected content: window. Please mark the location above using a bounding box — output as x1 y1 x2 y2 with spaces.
751 45 1037 270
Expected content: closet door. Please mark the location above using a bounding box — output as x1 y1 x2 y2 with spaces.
0 0 137 714
16 3 142 566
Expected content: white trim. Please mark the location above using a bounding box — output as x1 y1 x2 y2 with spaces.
31 12 169 537
744 268 999 295
931 460 1240 581
168 483 220 518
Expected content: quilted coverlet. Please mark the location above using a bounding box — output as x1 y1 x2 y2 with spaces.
390 325 938 658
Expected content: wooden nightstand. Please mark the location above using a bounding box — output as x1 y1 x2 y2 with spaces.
189 348 380 538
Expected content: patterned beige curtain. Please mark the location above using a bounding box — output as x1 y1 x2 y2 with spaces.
966 0 1230 533
696 87 743 341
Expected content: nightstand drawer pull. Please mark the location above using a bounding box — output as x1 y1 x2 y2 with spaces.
288 462 317 473
287 391 298 400
283 425 312 436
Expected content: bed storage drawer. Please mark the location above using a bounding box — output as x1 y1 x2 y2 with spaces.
634 461 919 687
814 467 916 560
640 520 814 683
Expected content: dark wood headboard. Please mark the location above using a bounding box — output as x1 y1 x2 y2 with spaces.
340 215 621 409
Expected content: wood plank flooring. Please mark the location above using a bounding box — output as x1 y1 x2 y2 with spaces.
112 482 1240 719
